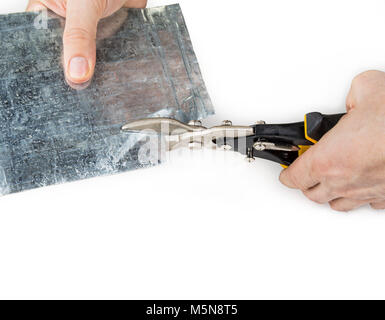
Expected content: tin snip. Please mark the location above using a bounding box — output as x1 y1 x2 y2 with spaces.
122 112 345 167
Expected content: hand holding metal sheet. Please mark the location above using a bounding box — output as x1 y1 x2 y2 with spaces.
26 0 148 88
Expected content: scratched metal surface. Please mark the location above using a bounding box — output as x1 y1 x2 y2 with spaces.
0 4 214 196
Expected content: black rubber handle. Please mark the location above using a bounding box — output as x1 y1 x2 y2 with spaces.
247 112 346 166
305 112 345 142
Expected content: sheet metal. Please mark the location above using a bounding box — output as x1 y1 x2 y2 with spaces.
0 4 214 195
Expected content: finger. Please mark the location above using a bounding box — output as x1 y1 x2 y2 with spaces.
101 1 146 18
63 0 105 88
303 183 338 204
26 0 66 16
123 0 147 8
279 147 319 190
26 1 46 11
329 198 370 212
370 201 385 210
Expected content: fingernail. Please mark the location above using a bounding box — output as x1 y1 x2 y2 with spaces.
68 56 89 81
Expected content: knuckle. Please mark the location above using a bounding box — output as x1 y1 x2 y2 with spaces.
352 70 380 86
93 0 106 15
303 190 328 204
311 157 340 181
288 169 304 189
350 70 385 98
342 187 375 200
91 0 117 18
311 157 328 175
329 201 350 212
339 188 357 199
370 202 385 210
329 201 339 211
63 27 94 43
307 195 324 205
279 170 290 187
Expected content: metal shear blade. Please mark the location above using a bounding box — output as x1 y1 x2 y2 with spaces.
121 117 254 151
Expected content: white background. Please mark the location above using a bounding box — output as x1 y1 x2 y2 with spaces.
0 0 384 299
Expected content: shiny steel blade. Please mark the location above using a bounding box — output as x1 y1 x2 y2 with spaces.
122 118 206 135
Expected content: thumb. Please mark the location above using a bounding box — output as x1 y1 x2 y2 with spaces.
63 0 105 88
279 145 319 190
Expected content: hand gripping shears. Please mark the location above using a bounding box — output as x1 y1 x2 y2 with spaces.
122 112 345 167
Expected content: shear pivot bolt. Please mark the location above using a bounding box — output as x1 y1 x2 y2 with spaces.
253 142 266 151
222 120 232 126
188 120 202 127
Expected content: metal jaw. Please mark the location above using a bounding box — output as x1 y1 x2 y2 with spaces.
121 117 302 165
121 118 254 151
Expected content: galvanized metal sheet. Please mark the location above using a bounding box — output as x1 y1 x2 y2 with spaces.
0 4 214 195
